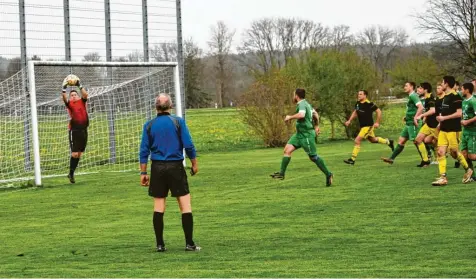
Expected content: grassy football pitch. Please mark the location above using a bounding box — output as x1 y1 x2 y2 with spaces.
1 140 475 277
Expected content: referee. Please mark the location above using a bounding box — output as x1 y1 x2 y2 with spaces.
139 93 200 252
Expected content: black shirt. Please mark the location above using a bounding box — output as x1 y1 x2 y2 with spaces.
440 91 463 132
355 100 378 128
423 94 438 128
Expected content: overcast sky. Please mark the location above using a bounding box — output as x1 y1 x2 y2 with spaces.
0 0 431 60
181 0 431 51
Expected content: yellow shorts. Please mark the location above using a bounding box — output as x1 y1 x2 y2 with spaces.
438 131 461 149
358 126 375 139
419 124 438 139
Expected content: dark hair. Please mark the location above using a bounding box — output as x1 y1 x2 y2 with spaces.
295 88 306 99
69 90 77 95
359 90 368 96
462 82 474 94
420 82 432 93
455 81 460 86
443 75 456 88
406 81 416 89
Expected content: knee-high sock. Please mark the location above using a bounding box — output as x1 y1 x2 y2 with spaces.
438 154 447 176
390 144 405 160
153 212 164 247
351 145 360 161
280 156 291 175
376 137 389 145
456 152 469 170
416 142 428 161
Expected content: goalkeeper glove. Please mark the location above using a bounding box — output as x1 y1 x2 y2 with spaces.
76 78 82 90
62 77 69 92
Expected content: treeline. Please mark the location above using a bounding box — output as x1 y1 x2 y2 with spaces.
1 0 475 116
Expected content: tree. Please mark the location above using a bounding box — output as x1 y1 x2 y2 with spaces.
286 50 378 139
82 52 101 62
183 38 211 108
387 48 445 94
356 25 408 82
416 0 476 77
208 21 235 107
239 18 330 75
239 70 297 147
328 25 354 51
150 43 177 62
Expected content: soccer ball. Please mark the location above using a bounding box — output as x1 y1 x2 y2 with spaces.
65 74 79 86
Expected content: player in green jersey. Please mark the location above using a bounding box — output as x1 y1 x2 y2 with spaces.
381 82 425 164
460 82 476 181
270 89 333 186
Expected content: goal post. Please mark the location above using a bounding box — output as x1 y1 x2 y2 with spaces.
0 61 184 187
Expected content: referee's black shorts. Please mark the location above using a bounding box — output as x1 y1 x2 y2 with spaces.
149 160 190 198
69 129 88 153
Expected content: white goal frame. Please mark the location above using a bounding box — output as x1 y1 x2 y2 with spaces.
27 61 183 186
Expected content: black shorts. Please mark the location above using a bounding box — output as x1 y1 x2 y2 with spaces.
149 161 189 198
69 129 88 153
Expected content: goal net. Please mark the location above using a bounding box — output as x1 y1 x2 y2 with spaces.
0 61 183 188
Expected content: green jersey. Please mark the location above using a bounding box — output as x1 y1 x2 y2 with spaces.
295 99 314 134
462 95 476 133
405 92 422 125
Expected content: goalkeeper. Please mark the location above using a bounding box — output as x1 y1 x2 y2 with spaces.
61 75 89 184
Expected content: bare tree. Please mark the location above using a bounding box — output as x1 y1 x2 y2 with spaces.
82 52 101 62
150 43 177 62
208 21 235 107
417 0 476 76
328 25 354 51
239 18 330 75
356 25 408 81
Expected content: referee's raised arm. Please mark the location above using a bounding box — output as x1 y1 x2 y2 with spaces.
138 93 200 252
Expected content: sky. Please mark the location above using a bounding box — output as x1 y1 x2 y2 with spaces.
181 0 431 51
0 0 431 60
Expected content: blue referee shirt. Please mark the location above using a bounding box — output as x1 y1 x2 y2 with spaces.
139 112 197 163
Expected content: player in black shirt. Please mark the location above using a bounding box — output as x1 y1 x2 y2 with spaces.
432 76 473 186
343 90 394 165
414 82 437 167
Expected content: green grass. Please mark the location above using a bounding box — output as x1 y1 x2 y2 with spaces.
1 141 475 277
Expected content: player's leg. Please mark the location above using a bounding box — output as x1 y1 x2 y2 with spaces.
303 134 332 186
271 134 298 179
424 135 437 164
382 126 409 164
368 128 394 151
414 125 430 167
433 132 449 186
153 198 167 252
169 161 199 251
455 132 463 168
344 128 368 165
448 132 472 183
466 134 476 180
149 161 169 252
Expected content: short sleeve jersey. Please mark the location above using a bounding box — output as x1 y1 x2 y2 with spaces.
440 91 463 132
462 95 476 133
423 93 438 128
405 92 422 125
295 99 314 134
355 100 377 128
65 98 89 130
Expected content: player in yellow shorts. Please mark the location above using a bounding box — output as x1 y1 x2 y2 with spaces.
414 82 438 167
343 90 394 165
432 76 473 186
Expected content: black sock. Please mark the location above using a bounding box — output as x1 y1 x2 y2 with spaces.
425 143 432 157
468 159 473 171
153 212 165 246
181 212 194 246
69 157 80 176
